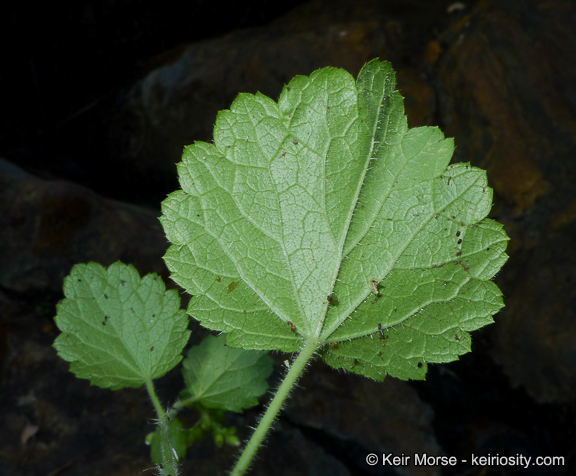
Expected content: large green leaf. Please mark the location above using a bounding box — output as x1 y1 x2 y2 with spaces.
53 262 190 389
160 59 508 381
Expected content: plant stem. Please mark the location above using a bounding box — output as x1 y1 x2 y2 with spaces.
172 394 199 413
230 339 319 476
145 379 179 476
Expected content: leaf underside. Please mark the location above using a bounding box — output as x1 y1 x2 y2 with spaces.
54 262 190 389
161 59 508 381
182 334 273 412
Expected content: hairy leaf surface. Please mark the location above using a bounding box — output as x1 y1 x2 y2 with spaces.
161 59 508 381
53 262 190 389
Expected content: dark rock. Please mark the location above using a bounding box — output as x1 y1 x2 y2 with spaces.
108 0 449 192
282 360 441 476
0 323 154 476
433 0 576 402
252 420 350 476
0 158 168 296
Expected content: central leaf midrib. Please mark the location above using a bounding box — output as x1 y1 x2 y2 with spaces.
318 72 400 339
106 281 153 379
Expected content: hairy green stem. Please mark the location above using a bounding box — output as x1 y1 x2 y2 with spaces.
230 339 319 476
172 394 199 413
145 379 179 476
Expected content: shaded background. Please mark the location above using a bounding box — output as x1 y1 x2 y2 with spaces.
1 0 575 474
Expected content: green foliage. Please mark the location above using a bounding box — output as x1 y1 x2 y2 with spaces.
146 334 272 464
53 263 272 475
53 261 190 389
147 408 241 465
181 334 273 412
182 407 241 448
160 59 508 382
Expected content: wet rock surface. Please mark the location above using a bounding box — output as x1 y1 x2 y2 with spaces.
2 0 576 474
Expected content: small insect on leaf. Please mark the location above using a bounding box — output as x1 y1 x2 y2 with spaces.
326 293 338 305
378 323 386 341
287 321 297 332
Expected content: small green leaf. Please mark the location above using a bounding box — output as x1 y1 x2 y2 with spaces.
161 59 508 381
53 262 190 389
149 417 187 464
182 335 273 412
224 430 241 447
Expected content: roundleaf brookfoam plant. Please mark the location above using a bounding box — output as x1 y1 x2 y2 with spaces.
160 59 508 474
52 58 508 476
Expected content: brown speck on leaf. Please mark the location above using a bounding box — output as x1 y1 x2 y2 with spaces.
369 278 380 295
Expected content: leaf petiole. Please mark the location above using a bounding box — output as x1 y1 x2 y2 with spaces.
171 395 199 412
231 338 320 476
145 379 179 476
